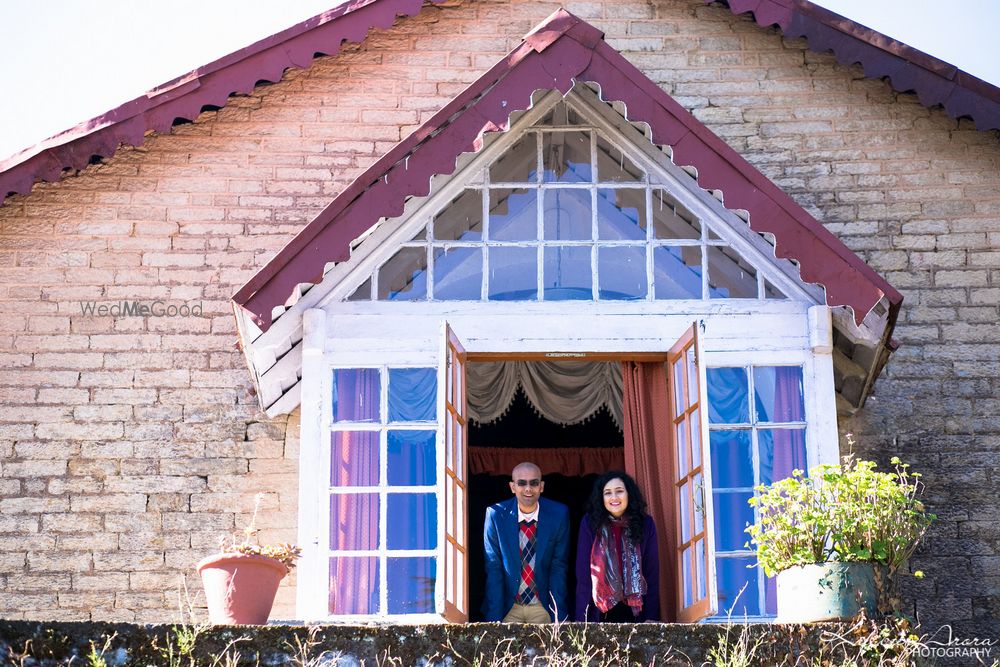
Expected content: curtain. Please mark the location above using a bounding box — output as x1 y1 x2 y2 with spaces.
468 446 625 477
621 361 677 622
766 367 807 483
467 361 623 427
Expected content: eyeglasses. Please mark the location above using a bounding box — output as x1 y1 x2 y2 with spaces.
513 478 542 487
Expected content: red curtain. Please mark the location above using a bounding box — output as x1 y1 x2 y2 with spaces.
621 361 677 622
468 446 625 477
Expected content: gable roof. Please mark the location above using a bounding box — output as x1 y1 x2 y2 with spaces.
715 0 1000 131
232 7 902 333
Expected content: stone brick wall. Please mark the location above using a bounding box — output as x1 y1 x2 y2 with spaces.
0 0 997 638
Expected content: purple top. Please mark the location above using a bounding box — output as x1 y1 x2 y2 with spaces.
574 514 660 622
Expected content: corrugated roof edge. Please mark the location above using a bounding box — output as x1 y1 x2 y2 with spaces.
0 0 442 205
232 7 902 336
715 0 1000 131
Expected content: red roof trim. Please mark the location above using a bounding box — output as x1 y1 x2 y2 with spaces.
233 8 902 333
718 0 1000 130
0 0 438 205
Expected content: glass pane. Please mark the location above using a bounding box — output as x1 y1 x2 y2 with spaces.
433 246 482 300
709 430 753 488
456 483 465 544
693 472 704 535
387 557 436 614
716 556 760 617
455 420 464 472
543 246 591 300
542 131 591 183
651 190 700 240
682 546 693 607
488 188 537 241
329 557 379 615
488 246 537 301
676 421 689 476
491 133 535 183
330 431 379 487
758 428 807 486
686 348 698 408
696 540 707 602
713 491 754 551
456 548 466 612
387 493 437 550
707 367 749 424
332 368 380 422
595 134 643 182
596 188 645 240
753 366 804 423
446 418 454 471
446 480 454 535
434 189 483 241
388 430 436 486
388 367 436 422
378 247 428 301
672 358 685 417
543 189 591 241
691 408 702 465
679 481 691 542
764 279 787 300
330 493 378 550
652 246 702 299
346 276 372 301
598 246 646 300
764 572 777 616
707 245 757 299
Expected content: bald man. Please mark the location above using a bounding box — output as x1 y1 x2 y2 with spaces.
483 462 569 622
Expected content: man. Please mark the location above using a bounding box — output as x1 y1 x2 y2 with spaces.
483 461 569 622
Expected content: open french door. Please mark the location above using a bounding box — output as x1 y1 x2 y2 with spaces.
669 323 718 622
439 322 469 622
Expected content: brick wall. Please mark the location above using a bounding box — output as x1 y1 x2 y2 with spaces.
0 0 997 635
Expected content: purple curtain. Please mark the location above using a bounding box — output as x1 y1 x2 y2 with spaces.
767 367 806 483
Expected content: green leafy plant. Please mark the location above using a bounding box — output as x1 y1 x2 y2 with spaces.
745 452 934 579
219 493 301 568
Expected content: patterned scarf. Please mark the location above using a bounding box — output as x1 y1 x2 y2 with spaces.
590 518 646 614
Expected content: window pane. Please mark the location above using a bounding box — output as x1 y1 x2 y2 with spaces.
691 407 701 465
696 539 707 602
489 246 537 301
387 557 436 614
753 366 805 423
433 247 482 300
388 367 437 422
332 368 380 422
543 246 591 300
329 557 379 615
598 246 646 300
346 276 372 301
491 133 535 183
542 131 591 183
388 430 436 486
488 188 537 241
716 556 760 617
672 358 685 417
693 472 705 535
709 430 753 488
597 188 645 240
543 189 591 240
387 493 437 550
764 573 777 616
707 367 749 424
434 189 482 241
676 421 689 476
758 428 807 486
330 493 378 550
712 491 753 551
651 190 700 240
595 134 643 182
377 247 428 301
707 245 757 299
330 431 379 487
679 481 691 543
682 546 693 607
764 279 787 300
652 246 702 299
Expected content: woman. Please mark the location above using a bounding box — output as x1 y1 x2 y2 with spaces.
574 471 660 622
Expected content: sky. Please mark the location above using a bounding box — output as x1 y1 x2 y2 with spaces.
1 0 998 163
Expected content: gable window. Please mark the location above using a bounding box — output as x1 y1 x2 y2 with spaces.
346 102 787 304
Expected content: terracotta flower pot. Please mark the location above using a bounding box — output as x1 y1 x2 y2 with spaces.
197 552 288 624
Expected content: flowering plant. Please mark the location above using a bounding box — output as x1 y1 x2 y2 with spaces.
745 452 934 578
219 494 301 569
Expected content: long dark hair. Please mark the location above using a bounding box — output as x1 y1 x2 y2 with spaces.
585 471 648 542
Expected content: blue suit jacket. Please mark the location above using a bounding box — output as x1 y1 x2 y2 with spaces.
482 497 569 621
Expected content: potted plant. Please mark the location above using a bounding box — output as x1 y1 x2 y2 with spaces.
745 452 934 623
197 495 301 625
